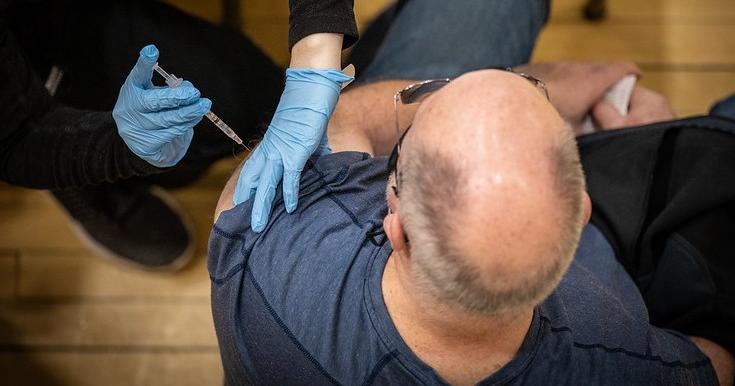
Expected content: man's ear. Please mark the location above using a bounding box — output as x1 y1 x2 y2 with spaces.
383 211 409 254
582 191 592 225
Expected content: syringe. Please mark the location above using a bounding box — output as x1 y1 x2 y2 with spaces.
153 63 247 149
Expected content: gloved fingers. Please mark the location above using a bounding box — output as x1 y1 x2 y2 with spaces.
128 44 159 89
153 98 211 128
278 145 312 213
166 129 195 165
283 169 302 214
139 84 201 112
132 112 198 135
148 129 195 168
169 118 205 135
233 149 266 205
251 160 284 232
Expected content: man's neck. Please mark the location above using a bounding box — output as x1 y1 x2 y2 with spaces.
381 252 534 386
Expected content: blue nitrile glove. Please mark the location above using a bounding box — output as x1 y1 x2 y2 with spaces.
233 68 353 232
113 44 212 168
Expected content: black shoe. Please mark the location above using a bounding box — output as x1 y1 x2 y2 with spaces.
52 183 194 272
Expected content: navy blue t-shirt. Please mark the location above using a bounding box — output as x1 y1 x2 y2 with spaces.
208 152 716 385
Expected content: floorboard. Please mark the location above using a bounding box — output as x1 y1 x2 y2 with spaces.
0 352 222 386
0 303 215 346
16 250 209 299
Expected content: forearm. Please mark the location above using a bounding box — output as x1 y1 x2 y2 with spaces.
290 33 343 69
0 104 160 189
328 80 415 155
215 160 244 223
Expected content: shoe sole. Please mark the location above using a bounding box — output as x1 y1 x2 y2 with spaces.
53 186 196 273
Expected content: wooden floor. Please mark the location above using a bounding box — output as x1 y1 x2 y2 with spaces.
1 0 733 384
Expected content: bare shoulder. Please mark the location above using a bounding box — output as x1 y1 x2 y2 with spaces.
214 161 243 223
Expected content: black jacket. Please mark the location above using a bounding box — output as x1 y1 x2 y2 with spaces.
0 15 157 188
579 116 735 354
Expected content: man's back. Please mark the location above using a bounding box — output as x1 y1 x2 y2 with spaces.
208 152 716 385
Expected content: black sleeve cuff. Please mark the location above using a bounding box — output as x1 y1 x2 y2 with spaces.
288 14 359 51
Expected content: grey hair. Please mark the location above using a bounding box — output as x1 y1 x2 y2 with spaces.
398 125 586 315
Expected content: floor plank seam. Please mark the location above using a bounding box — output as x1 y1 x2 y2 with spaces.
550 19 735 26
0 344 220 354
0 296 211 305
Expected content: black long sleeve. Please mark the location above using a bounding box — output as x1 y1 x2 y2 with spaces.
288 0 358 50
0 18 159 189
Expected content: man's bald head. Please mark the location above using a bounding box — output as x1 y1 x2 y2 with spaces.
395 70 587 315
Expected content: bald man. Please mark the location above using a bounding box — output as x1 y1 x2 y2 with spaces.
208 0 732 384
208 69 728 385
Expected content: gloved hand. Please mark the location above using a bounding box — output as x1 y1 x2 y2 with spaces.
113 44 212 168
233 68 353 232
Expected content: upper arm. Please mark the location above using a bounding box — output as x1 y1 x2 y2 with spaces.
211 132 369 224
214 161 244 223
211 116 372 223
214 80 413 221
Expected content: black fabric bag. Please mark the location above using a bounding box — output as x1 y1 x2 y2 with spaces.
578 116 735 354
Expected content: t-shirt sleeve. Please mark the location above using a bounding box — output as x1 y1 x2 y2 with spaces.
208 151 383 304
644 327 717 383
288 0 358 50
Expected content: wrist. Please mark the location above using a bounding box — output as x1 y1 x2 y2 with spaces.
284 67 352 87
289 33 343 69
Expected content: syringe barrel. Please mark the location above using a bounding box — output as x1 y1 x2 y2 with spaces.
206 111 244 145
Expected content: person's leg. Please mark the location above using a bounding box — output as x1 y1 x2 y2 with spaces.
345 1 406 77
356 0 550 83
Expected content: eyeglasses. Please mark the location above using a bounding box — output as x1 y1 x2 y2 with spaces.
387 68 549 198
